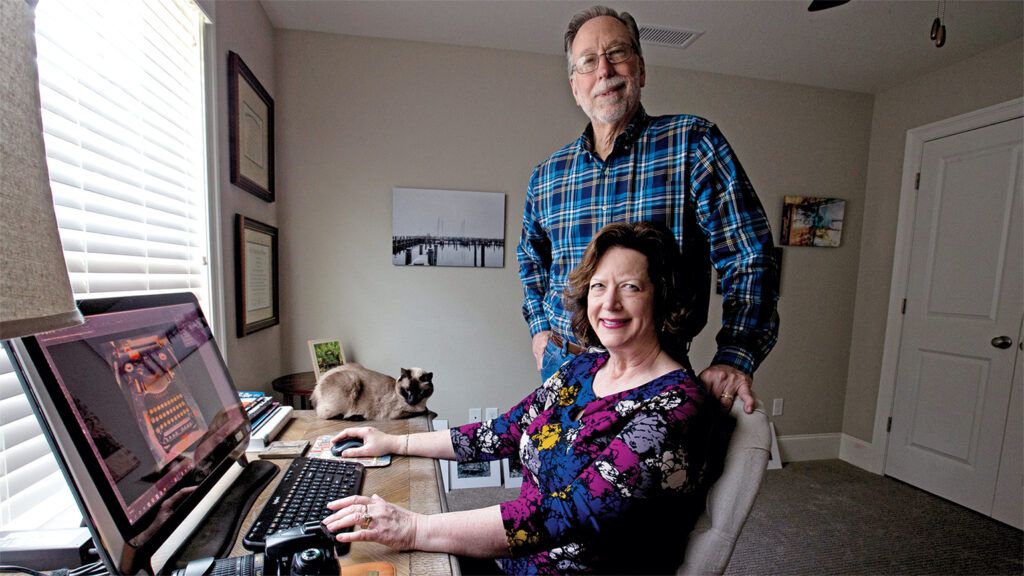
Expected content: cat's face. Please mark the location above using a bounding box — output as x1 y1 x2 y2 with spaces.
397 367 434 406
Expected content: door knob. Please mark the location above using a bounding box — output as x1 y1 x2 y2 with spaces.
991 336 1013 349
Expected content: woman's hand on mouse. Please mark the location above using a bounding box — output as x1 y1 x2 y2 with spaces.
330 426 401 457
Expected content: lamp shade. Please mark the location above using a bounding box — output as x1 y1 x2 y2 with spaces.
0 0 82 339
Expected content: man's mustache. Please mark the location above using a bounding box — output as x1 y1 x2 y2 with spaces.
591 77 627 98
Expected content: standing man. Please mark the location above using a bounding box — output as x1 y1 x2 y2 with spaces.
517 5 779 413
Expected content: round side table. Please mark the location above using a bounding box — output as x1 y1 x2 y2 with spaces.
271 371 316 409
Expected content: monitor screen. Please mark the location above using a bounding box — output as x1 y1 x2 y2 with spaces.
7 293 249 575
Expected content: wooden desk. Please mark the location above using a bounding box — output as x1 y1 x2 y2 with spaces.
230 412 457 576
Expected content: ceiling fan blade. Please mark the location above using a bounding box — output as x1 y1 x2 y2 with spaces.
808 0 851 11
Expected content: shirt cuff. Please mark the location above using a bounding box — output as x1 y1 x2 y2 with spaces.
711 346 756 375
527 316 551 337
450 422 483 462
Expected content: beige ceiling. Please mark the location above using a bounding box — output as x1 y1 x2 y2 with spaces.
258 0 1022 94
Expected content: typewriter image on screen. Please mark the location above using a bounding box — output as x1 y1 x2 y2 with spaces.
108 334 208 469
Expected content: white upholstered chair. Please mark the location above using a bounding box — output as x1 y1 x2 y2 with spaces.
678 402 771 575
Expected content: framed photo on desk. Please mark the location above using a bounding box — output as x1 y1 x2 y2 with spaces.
308 338 346 380
236 215 279 336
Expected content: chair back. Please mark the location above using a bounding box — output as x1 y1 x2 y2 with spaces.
677 402 771 575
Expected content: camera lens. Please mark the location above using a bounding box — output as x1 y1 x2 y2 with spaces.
290 547 334 576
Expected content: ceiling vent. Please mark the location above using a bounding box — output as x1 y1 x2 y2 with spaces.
637 25 703 49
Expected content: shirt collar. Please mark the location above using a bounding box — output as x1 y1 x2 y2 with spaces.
577 105 650 156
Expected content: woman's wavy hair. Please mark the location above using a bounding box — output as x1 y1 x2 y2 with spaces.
565 221 694 362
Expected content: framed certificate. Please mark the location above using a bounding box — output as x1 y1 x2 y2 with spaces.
228 51 275 202
235 214 279 336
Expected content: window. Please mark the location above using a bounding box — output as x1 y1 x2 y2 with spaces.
0 0 214 531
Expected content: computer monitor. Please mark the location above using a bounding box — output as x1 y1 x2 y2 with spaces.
5 292 251 575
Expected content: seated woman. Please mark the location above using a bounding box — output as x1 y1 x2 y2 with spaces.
323 221 717 574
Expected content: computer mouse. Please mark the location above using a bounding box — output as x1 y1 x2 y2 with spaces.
331 438 363 457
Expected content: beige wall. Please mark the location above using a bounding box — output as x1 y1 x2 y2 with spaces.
842 38 1024 442
274 30 874 432
205 0 283 392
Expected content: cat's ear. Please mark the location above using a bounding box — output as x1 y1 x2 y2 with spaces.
401 368 410 377
422 372 433 382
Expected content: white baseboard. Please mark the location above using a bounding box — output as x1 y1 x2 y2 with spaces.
777 433 841 462
774 432 888 473
839 434 885 474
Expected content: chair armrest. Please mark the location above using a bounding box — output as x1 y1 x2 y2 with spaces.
677 403 771 576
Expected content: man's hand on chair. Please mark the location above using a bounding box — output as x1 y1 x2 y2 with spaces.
699 364 755 414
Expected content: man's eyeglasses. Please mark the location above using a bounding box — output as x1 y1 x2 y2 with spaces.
571 45 636 75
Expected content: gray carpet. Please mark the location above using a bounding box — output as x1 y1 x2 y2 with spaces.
445 459 1023 575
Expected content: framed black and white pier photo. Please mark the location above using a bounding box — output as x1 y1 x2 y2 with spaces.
392 188 505 268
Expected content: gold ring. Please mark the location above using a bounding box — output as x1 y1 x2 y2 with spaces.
721 393 734 401
359 513 373 530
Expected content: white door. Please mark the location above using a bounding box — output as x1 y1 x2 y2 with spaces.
885 117 1023 520
992 316 1022 528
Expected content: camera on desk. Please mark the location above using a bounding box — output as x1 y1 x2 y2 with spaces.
173 521 339 576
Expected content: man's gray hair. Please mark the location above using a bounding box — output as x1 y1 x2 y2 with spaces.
564 5 643 76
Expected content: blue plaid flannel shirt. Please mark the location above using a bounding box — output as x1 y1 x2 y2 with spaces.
516 107 779 374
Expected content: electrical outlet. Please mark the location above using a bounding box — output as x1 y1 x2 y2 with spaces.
772 398 784 417
484 407 498 420
468 408 481 423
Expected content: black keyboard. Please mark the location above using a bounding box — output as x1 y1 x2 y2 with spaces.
242 458 364 551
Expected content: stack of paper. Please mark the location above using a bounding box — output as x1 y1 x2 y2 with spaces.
240 391 293 451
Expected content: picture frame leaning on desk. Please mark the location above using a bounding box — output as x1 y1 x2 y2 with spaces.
308 337 346 381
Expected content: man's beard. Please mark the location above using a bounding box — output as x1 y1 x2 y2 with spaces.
585 75 639 126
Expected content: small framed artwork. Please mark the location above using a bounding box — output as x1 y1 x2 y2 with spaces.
449 459 501 489
308 338 346 381
502 454 524 488
235 215 279 336
228 51 275 202
779 196 846 247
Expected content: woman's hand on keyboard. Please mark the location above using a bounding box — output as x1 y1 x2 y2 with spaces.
323 493 420 550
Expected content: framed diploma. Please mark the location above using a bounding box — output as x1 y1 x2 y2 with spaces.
235 214 279 336
228 51 275 202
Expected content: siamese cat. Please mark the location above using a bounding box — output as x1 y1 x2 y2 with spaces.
311 364 434 420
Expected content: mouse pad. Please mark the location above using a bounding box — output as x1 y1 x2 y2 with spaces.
309 435 392 467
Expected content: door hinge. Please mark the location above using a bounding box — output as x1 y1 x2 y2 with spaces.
887 417 892 432
915 172 920 189
901 299 907 314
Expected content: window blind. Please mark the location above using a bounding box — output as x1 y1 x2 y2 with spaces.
0 0 210 531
